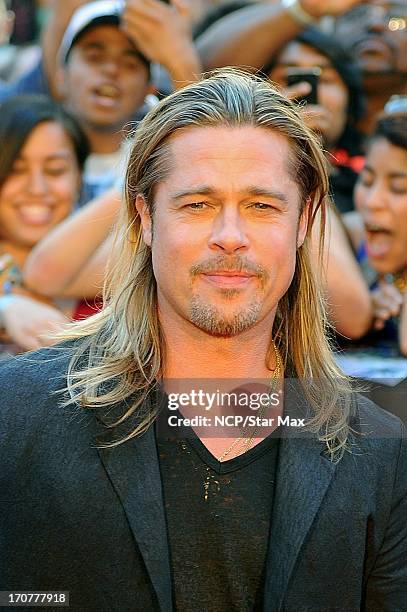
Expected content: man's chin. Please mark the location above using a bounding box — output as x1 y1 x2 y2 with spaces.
191 322 252 338
86 115 132 134
189 298 262 338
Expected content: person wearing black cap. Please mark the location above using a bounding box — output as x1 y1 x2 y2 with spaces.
197 0 405 138
195 3 366 213
264 27 366 214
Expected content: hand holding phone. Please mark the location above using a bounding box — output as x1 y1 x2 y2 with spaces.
286 68 321 105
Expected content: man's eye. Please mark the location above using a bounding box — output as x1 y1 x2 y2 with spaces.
84 50 104 63
186 202 207 210
251 202 274 210
122 56 144 71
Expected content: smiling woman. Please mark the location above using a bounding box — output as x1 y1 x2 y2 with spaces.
0 94 89 353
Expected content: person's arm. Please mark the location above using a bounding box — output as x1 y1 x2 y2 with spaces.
0 294 70 351
122 0 202 90
41 0 89 100
23 187 120 299
311 205 372 339
197 0 369 71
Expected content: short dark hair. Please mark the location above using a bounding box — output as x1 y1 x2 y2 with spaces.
0 95 89 189
371 112 407 150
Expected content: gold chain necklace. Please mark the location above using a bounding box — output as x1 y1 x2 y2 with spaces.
201 342 282 501
217 341 282 463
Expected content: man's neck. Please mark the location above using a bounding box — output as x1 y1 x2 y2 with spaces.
83 125 124 155
161 309 278 381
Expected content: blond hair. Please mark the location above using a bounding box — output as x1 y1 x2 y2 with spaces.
60 69 354 457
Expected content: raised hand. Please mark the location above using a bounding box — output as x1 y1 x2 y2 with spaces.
371 281 403 330
121 0 201 88
281 82 329 137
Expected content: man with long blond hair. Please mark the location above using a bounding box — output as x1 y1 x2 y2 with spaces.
1 69 406 611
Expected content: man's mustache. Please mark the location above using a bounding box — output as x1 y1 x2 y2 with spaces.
190 256 269 282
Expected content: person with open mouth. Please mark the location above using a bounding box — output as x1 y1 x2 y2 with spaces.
345 103 407 355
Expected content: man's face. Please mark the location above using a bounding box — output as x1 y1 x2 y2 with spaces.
137 126 308 337
62 24 150 131
334 2 407 78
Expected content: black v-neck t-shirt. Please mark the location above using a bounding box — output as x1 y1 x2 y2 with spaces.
157 425 280 611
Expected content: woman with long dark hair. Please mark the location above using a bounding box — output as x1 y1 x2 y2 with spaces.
0 94 89 353
346 106 407 354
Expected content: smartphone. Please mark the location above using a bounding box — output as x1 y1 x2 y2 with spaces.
286 68 321 105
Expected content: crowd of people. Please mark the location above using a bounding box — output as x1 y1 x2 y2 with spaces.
0 0 406 361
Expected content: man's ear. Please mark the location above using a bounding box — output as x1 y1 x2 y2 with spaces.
297 197 311 248
135 194 152 246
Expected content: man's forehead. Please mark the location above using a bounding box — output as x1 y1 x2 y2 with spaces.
166 126 294 172
159 126 301 202
74 23 136 51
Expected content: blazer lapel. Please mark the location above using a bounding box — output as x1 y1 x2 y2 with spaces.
96 411 173 612
263 431 337 611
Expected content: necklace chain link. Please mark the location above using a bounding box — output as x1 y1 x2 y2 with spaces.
217 341 282 462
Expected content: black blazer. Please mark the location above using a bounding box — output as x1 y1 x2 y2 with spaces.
0 348 406 611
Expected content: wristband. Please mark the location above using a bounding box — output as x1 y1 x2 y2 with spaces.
281 0 319 27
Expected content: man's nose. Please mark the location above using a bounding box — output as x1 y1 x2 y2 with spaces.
101 58 120 77
208 209 250 254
